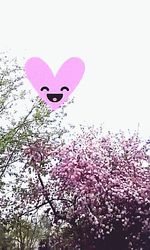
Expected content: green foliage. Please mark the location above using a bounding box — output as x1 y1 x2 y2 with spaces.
0 51 70 249
0 217 43 250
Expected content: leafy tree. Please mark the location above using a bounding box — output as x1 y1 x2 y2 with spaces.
0 216 43 250
21 127 150 249
0 51 70 248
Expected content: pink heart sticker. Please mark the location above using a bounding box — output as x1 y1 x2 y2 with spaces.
24 57 85 110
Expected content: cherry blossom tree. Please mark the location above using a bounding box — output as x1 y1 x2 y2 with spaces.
20 127 150 249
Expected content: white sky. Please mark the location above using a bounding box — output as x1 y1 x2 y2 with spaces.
0 0 150 139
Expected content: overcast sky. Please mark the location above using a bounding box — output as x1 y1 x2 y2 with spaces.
0 0 150 139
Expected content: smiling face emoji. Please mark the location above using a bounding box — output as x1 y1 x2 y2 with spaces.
41 86 69 102
24 57 85 110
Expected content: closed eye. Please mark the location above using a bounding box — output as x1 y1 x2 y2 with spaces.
41 86 49 91
60 86 69 91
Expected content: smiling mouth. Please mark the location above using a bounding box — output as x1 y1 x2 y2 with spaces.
47 93 63 102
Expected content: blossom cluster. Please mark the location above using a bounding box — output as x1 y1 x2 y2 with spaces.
23 129 150 248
